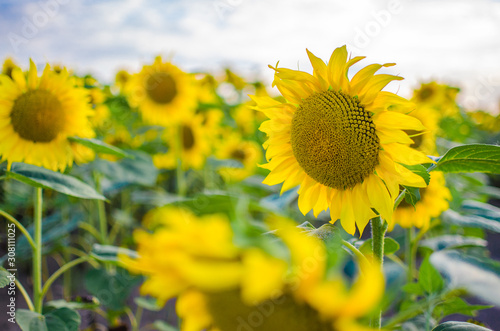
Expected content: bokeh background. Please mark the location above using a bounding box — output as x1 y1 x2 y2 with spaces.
1 0 499 113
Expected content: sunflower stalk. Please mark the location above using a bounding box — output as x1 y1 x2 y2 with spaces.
370 215 388 329
175 125 187 197
33 187 43 313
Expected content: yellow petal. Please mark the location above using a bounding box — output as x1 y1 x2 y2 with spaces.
374 111 426 131
384 143 434 165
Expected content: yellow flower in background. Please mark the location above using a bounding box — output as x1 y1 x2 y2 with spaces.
2 57 19 79
469 110 500 132
405 106 439 156
391 172 451 230
195 73 219 104
224 68 247 90
412 81 460 117
254 46 431 235
216 133 263 182
153 114 211 170
88 87 110 128
126 56 197 126
114 69 131 93
232 102 268 136
0 60 94 171
71 142 96 164
121 208 384 331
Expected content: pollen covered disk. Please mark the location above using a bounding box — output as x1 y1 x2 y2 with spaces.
291 90 380 189
11 90 65 143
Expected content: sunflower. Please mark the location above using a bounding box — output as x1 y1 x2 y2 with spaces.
0 60 94 171
253 46 432 235
404 106 439 156
120 207 384 331
114 69 131 94
216 133 263 182
126 56 197 126
391 172 451 230
153 114 211 170
412 81 460 118
2 57 19 79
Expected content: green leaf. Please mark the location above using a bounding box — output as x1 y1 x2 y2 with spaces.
431 250 500 306
431 144 500 174
17 309 47 331
434 297 492 320
84 267 142 311
45 297 100 310
432 321 493 331
359 237 400 256
402 164 431 185
134 297 162 311
7 163 106 200
462 200 500 221
402 282 424 296
153 321 179 331
92 151 158 190
90 244 139 264
0 267 10 288
442 210 500 233
69 137 131 158
418 255 444 294
403 186 421 207
44 308 80 331
420 235 487 251
384 237 401 255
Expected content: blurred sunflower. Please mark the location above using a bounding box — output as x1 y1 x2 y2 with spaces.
216 133 263 182
114 69 131 94
153 114 211 170
126 56 196 126
232 102 268 136
412 81 460 117
195 73 219 104
469 110 500 132
254 46 431 235
405 106 439 155
0 60 94 171
88 87 110 128
2 57 19 79
391 172 451 230
121 207 384 331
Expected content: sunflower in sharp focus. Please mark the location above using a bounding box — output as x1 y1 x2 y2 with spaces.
0 60 94 171
126 56 196 126
216 133 263 182
254 46 432 235
120 208 384 331
153 114 211 170
391 172 451 230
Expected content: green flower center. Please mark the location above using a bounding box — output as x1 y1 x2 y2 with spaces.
291 90 379 189
10 90 65 143
206 290 335 331
146 72 177 104
182 125 195 150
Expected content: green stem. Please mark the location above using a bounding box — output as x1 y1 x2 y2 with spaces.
406 228 415 282
0 209 35 250
40 256 89 301
342 240 369 265
370 216 387 329
94 173 108 245
176 125 187 197
16 279 35 312
33 187 43 313
134 306 144 331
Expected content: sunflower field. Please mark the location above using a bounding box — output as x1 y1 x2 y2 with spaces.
0 45 500 331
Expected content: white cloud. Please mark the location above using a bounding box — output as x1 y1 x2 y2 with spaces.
0 0 499 111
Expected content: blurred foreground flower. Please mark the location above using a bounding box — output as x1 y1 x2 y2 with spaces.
120 207 384 331
0 60 94 171
254 46 432 235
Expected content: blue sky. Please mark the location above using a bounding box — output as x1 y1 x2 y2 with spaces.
1 0 499 112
